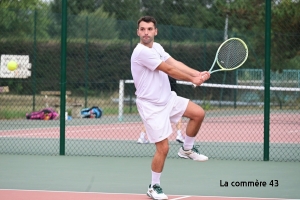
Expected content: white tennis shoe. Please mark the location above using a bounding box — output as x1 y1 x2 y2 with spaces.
147 184 168 200
137 138 149 144
176 135 184 143
178 145 208 161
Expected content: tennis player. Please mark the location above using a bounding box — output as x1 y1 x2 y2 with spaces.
131 16 210 200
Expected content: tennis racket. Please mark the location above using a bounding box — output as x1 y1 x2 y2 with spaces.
193 37 248 87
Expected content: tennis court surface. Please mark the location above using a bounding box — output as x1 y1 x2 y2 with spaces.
0 155 299 200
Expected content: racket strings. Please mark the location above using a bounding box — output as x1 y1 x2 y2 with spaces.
217 40 248 69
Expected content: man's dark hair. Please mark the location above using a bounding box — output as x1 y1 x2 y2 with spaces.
137 16 157 28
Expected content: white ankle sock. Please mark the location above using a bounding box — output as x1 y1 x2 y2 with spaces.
177 130 181 136
140 132 145 139
151 171 161 186
183 135 195 150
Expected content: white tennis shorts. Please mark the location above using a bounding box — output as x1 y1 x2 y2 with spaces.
136 91 189 143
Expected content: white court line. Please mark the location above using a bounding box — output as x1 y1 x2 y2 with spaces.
0 126 138 137
288 130 300 133
0 189 296 200
0 189 145 196
0 126 133 133
170 196 191 200
0 123 139 131
0 129 134 138
0 129 130 137
0 122 184 137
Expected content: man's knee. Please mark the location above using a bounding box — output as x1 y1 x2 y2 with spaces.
160 143 169 155
196 106 205 120
184 102 205 121
156 140 169 155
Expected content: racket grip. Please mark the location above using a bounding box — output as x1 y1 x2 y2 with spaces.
193 74 209 88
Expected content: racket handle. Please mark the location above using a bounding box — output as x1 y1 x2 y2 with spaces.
193 74 210 88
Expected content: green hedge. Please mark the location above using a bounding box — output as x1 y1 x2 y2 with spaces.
1 39 232 97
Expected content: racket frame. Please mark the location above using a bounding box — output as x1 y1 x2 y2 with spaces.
209 37 248 74
193 37 248 87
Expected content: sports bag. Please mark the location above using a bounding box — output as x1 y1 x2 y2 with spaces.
26 108 59 120
80 106 102 118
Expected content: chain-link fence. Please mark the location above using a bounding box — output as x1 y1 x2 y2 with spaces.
0 1 299 161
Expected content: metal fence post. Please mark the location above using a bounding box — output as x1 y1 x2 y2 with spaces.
60 0 68 156
264 0 271 161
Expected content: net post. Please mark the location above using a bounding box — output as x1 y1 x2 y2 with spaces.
118 80 124 122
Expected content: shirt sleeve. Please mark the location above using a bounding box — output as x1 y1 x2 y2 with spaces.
160 46 171 61
137 47 162 71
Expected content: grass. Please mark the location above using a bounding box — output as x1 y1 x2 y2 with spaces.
0 109 28 120
0 94 138 120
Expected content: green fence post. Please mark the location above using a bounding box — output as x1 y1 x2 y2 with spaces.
234 70 237 109
129 21 134 113
169 25 173 54
60 0 68 156
298 71 300 89
202 30 207 102
32 9 37 111
219 72 226 108
84 16 89 108
264 0 271 161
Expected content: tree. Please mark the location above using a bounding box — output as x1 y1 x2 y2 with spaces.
272 0 300 70
0 0 45 9
50 0 102 15
71 6 119 40
102 0 141 21
0 0 50 38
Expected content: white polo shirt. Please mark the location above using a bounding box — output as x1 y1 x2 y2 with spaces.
131 42 171 106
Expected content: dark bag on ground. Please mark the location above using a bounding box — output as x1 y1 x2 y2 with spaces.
80 106 102 118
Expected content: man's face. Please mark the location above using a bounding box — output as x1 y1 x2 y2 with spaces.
137 21 157 46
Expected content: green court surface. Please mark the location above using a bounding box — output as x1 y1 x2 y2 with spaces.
0 155 299 199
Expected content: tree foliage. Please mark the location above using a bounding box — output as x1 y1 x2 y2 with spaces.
50 0 101 15
102 0 141 21
0 0 45 9
71 6 119 40
0 0 50 38
0 0 299 70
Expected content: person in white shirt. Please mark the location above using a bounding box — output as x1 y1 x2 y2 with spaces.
131 16 210 200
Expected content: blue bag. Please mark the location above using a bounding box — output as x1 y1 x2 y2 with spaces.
81 106 102 118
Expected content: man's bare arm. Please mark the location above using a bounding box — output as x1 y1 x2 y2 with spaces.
165 57 199 77
156 61 210 86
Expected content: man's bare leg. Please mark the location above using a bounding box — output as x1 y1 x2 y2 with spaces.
183 101 205 137
148 138 169 199
152 138 169 173
179 100 208 161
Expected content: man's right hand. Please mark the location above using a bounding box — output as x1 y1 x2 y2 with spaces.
192 71 210 86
